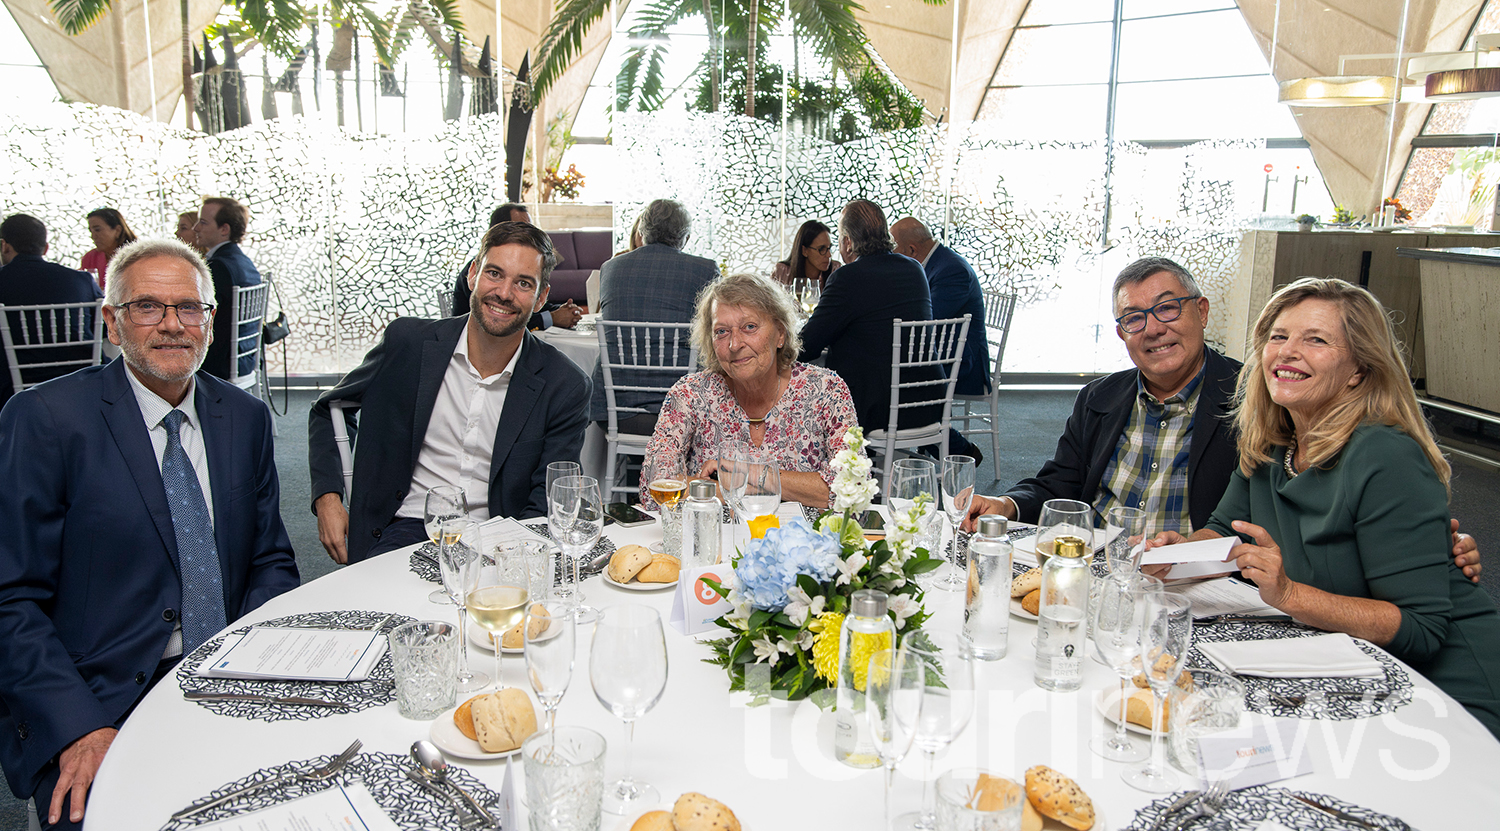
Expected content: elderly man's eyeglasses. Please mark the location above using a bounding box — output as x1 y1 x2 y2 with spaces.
116 301 214 326
1115 295 1199 334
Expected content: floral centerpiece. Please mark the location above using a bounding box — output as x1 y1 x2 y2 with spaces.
703 428 941 701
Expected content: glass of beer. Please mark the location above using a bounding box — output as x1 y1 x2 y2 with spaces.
647 477 688 559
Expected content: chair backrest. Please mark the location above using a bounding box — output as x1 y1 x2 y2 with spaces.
328 399 355 498
436 287 454 317
229 282 270 388
982 290 1019 385
883 315 971 430
0 300 106 393
596 321 698 434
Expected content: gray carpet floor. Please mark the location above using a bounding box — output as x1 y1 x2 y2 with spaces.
3 386 1497 828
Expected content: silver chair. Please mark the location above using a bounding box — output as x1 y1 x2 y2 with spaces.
867 315 971 500
0 299 105 395
435 287 454 317
328 399 356 499
951 290 1018 466
597 321 698 500
228 282 270 395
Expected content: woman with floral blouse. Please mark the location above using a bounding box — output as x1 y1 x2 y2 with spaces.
640 272 859 509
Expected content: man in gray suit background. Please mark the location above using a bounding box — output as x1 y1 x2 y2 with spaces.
589 199 717 435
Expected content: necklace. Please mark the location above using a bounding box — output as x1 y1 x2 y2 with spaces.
740 374 787 425
1283 436 1299 479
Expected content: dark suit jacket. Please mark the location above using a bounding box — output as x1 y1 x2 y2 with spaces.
798 251 942 433
925 244 990 396
204 242 263 381
308 317 592 563
1003 348 1242 530
588 244 717 421
451 260 556 329
0 360 299 798
0 254 102 407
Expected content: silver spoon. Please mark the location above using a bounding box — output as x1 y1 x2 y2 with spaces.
411 740 499 827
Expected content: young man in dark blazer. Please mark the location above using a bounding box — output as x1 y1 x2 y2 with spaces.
309 222 591 564
194 197 262 380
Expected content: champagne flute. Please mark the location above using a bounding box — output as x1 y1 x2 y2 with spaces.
552 475 603 625
1035 498 1093 567
546 462 582 604
524 600 576 735
892 630 975 831
738 453 781 520
439 518 489 693
467 540 533 690
424 485 465 604
1091 573 1163 761
936 455 976 591
1105 506 1147 576
866 647 924 831
1124 592 1193 793
590 605 668 814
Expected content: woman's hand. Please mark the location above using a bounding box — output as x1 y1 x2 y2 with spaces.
1453 518 1482 583
1229 520 1298 607
1138 530 1191 578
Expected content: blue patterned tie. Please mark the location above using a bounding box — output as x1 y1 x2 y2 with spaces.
162 409 226 654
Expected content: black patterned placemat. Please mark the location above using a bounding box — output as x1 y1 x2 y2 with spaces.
1187 621 1413 720
176 610 412 722
160 750 501 830
408 544 497 584
521 524 615 581
1122 785 1411 831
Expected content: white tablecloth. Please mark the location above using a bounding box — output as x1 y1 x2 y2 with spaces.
85 518 1500 829
538 326 610 488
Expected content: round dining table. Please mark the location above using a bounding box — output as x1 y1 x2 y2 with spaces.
84 513 1500 829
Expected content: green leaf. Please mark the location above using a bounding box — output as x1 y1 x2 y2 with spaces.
533 0 614 103
47 0 111 36
700 576 729 599
795 574 822 599
748 609 774 631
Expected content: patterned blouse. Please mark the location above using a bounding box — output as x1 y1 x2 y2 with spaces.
639 362 858 508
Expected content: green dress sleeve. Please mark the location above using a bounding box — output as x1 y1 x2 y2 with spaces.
1204 466 1252 540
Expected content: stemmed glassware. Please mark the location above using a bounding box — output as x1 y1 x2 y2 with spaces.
424 486 466 604
438 518 489 693
550 475 602 625
1036 498 1094 565
546 462 582 605
524 600 576 735
866 647 924 831
590 605 668 814
467 539 537 690
892 630 975 831
1091 573 1163 761
718 442 752 548
1125 592 1193 793
1105 506 1148 576
936 455 976 591
889 459 941 582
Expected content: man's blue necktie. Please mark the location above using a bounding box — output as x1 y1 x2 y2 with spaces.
162 409 226 654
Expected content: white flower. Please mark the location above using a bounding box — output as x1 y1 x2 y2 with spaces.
795 629 816 650
835 551 868 586
752 635 784 666
888 594 919 629
829 428 878 515
784 587 826 627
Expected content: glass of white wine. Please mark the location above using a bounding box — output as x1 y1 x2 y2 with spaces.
424 485 465 604
468 539 533 691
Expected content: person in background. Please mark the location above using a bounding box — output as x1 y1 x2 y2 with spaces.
0 213 102 408
1155 277 1500 737
175 211 203 253
194 197 262 381
770 220 840 290
80 208 137 290
451 203 582 329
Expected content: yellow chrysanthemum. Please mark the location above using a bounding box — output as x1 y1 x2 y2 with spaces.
748 514 780 539
810 611 892 691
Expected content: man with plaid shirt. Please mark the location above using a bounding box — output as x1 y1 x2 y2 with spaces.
964 257 1482 578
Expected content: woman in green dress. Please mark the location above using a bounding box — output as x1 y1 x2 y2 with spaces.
1156 277 1500 739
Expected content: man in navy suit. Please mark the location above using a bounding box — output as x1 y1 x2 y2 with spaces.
195 197 262 381
0 238 299 828
0 213 103 407
309 222 591 564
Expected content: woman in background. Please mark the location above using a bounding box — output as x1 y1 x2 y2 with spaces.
80 208 137 289
176 210 203 252
771 220 839 290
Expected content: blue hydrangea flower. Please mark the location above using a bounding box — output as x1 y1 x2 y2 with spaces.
734 518 842 611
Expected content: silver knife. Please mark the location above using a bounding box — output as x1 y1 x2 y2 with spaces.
1149 790 1203 831
1291 794 1378 828
185 690 352 709
444 778 499 827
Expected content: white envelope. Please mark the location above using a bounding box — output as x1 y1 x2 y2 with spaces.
1139 535 1237 566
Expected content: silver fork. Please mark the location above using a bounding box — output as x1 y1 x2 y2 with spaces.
1167 778 1230 831
171 739 363 820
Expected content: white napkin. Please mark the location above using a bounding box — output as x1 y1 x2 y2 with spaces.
1197 633 1384 678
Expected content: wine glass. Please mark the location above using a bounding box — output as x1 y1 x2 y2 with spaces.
738 453 781 520
892 630 975 831
889 459 941 577
1036 498 1093 567
546 462 582 603
424 486 466 604
866 647 924 831
590 604 668 814
1105 506 1148 576
439 518 489 693
551 475 603 625
1091 573 1163 761
467 540 536 690
936 455 976 591
525 600 576 735
1125 592 1193 793
717 442 751 548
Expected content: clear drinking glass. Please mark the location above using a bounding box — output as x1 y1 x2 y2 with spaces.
1125 592 1193 793
937 455 976 591
424 485 466 604
1168 668 1246 783
547 462 583 604
1035 498 1093 567
1091 573 1163 762
439 518 489 693
646 476 688 558
551 475 602 625
590 604 668 814
522 726 606 831
388 620 458 719
738 453 781 520
890 459 941 582
892 631 976 831
935 769 1026 830
867 647 924 831
717 442 752 549
1105 506 1148 576
525 600 576 736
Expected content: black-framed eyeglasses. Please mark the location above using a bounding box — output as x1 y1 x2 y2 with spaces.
115 301 215 326
1115 295 1199 334
806 244 832 255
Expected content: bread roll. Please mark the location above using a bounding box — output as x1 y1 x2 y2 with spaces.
1021 588 1041 616
1024 765 1095 831
454 695 481 741
630 810 675 831
672 792 741 831
1124 687 1169 730
1011 566 1042 598
500 603 551 649
469 687 538 753
637 552 680 583
608 544 653 583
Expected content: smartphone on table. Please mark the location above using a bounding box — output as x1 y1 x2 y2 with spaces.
603 502 656 527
